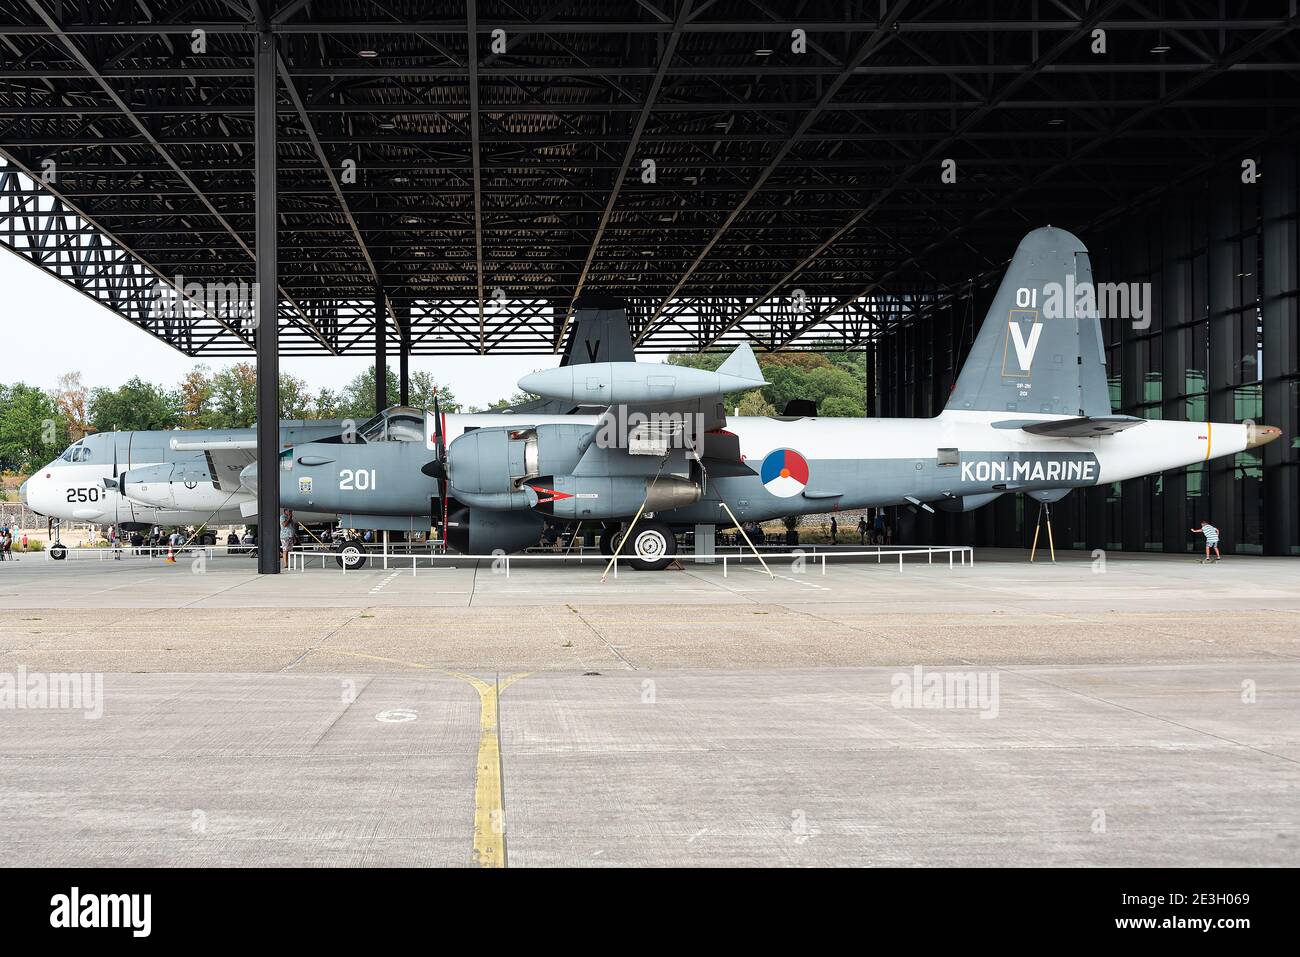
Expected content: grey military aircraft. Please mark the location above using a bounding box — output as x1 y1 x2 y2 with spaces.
19 303 637 560
20 420 346 556
211 226 1279 571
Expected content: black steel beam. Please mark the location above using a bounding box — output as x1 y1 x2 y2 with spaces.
255 25 280 575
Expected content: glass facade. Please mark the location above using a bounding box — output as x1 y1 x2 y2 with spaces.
875 144 1300 556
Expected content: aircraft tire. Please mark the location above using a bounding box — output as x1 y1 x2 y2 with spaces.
49 543 67 561
598 523 624 557
336 542 369 570
628 521 677 571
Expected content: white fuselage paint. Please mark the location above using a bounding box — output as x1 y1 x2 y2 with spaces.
434 410 1241 488
22 459 245 527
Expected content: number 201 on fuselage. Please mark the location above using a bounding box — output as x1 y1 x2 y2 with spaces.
339 468 376 491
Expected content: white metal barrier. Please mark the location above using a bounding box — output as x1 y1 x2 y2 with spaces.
287 544 974 578
39 544 246 561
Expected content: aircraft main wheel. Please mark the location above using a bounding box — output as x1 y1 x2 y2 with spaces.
336 542 368 570
49 543 67 560
598 523 624 557
628 521 677 571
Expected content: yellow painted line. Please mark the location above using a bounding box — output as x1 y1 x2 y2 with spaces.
447 671 530 867
327 652 529 868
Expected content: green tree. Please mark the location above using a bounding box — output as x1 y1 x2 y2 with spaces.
736 391 776 417
340 366 401 419
339 366 460 418
177 366 214 428
313 388 344 418
206 363 257 428
0 383 67 472
668 349 868 416
202 363 314 426
474 390 532 412
88 377 178 432
279 372 314 419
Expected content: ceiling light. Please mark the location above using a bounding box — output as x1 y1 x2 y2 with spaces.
379 121 395 130
1150 43 1171 53
755 49 773 56
1047 117 1064 126
359 49 379 58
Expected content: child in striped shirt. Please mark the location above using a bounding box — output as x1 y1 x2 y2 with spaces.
1191 520 1221 563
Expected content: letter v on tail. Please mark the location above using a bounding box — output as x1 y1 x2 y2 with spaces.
1008 320 1043 372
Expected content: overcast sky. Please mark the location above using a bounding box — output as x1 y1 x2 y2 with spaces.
1 249 583 410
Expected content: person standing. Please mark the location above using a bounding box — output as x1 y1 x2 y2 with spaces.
857 515 868 544
830 515 839 545
1191 519 1221 563
279 512 295 568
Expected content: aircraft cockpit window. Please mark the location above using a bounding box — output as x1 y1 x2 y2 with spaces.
385 412 425 443
58 443 92 462
359 407 426 442
356 413 386 442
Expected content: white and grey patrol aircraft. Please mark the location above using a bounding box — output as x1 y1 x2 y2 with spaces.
208 226 1280 571
20 420 345 557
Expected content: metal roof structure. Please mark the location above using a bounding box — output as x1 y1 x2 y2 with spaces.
2 1 1299 359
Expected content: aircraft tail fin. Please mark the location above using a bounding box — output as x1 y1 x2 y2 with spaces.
946 226 1112 417
716 342 763 381
560 299 635 366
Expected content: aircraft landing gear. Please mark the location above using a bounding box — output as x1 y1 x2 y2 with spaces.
336 541 369 570
627 520 677 571
598 522 624 557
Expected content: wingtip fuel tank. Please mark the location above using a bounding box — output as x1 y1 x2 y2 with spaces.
518 343 767 405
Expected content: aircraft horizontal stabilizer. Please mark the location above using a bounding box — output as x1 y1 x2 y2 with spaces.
1020 416 1146 437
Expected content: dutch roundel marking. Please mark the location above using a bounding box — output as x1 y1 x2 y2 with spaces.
759 448 809 498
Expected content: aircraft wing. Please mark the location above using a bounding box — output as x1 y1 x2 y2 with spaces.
517 342 768 478
170 437 257 491
1018 416 1146 437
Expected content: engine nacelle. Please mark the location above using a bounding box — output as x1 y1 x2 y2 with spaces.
444 504 545 555
120 461 234 511
447 423 590 494
526 474 699 520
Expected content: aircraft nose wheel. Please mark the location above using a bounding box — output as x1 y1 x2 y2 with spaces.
628 520 677 571
335 542 369 570
49 543 67 560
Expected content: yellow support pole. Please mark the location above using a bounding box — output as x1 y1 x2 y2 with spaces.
717 498 773 578
1029 503 1042 563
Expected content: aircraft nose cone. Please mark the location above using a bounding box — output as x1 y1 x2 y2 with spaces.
518 371 547 395
18 479 28 506
1246 423 1283 449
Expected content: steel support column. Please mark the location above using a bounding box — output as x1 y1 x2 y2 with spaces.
375 285 387 413
255 27 279 575
1207 178 1242 550
398 305 410 406
1161 198 1190 551
1261 144 1298 555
